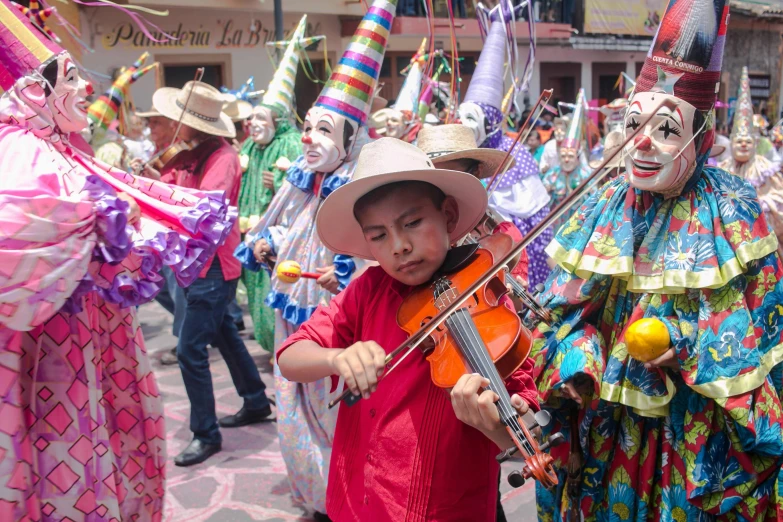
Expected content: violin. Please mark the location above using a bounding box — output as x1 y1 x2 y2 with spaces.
147 137 205 170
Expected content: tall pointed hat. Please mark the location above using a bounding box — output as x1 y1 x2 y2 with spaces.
393 38 426 114
463 17 505 111
315 0 397 126
87 52 158 134
562 88 586 150
731 66 755 139
635 0 729 112
0 0 63 94
261 14 310 116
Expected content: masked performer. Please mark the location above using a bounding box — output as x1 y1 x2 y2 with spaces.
720 67 783 257
532 1 783 520
457 5 552 287
0 1 235 518
235 1 395 517
238 15 309 352
372 39 426 142
542 88 593 231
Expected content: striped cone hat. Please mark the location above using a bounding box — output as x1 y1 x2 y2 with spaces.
261 14 309 116
562 88 586 150
315 0 397 126
731 66 755 139
392 38 426 114
88 52 158 134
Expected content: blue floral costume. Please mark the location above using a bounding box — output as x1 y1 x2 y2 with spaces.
532 168 783 521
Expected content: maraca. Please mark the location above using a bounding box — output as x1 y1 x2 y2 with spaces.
276 260 320 284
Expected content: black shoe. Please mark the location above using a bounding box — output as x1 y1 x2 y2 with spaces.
313 512 332 522
218 405 273 428
174 439 221 467
160 347 178 366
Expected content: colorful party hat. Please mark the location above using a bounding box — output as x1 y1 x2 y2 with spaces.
562 89 586 150
636 0 729 112
88 52 158 134
0 0 62 93
463 18 506 111
418 79 434 120
731 66 755 139
393 38 426 114
315 0 397 126
261 14 310 116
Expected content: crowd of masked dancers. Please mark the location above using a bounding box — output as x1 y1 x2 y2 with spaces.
3 0 783 521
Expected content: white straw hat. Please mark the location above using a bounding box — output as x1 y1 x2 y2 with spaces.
152 81 236 138
417 124 515 179
316 138 487 260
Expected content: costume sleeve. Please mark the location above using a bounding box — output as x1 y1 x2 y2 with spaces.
0 177 130 331
504 357 540 411
333 254 356 291
236 180 301 270
531 266 612 406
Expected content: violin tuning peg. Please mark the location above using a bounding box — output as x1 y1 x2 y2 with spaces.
495 446 519 463
507 470 526 488
539 432 566 452
534 283 545 295
527 410 551 430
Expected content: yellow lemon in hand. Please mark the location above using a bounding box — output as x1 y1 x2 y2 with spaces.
625 318 670 363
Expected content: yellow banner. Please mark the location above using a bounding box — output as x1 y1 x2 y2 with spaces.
584 0 663 36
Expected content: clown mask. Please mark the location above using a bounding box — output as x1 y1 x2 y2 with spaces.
553 119 567 145
458 102 488 147
42 53 92 134
559 147 579 173
623 91 698 194
731 134 755 163
250 106 277 146
301 106 357 173
385 109 407 139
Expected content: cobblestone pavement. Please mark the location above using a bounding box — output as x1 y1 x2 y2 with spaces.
139 300 538 521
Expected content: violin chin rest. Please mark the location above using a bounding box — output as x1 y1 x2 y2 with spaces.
438 244 480 274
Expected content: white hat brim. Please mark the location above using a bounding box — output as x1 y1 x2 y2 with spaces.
153 87 236 138
316 168 488 260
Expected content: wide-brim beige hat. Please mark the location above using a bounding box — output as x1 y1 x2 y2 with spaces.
221 95 253 122
590 129 625 170
152 81 236 138
316 138 487 260
417 124 514 179
709 144 727 158
136 108 162 118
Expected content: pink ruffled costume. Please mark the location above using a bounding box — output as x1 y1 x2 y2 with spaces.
0 63 235 522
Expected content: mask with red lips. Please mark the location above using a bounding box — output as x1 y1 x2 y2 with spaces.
43 53 92 134
623 91 701 195
301 106 358 173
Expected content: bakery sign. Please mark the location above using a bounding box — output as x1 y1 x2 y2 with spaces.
102 18 322 50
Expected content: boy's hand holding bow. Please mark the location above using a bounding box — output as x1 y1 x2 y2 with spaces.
328 341 386 400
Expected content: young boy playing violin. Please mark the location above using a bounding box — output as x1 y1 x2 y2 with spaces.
278 138 540 521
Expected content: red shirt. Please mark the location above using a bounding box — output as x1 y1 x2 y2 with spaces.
160 137 241 280
279 266 539 522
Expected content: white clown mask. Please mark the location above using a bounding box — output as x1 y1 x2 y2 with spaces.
623 91 698 194
250 106 277 146
731 134 755 164
44 53 92 134
457 102 488 147
301 106 358 173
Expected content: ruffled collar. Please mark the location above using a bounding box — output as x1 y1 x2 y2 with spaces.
719 154 779 189
285 155 353 198
546 167 779 294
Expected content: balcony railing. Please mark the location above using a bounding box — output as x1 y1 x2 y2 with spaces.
396 0 576 25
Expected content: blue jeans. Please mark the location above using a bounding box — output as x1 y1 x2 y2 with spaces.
155 266 186 337
177 260 269 444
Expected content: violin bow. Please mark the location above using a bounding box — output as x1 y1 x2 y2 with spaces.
328 97 678 409
138 67 205 172
485 88 552 198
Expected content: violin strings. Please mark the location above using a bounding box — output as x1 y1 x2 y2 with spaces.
438 281 536 457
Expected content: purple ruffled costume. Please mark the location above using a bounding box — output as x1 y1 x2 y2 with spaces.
0 75 234 520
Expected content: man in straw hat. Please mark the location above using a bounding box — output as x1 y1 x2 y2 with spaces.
137 80 273 467
235 1 394 517
277 138 539 521
237 14 311 354
532 1 783 519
